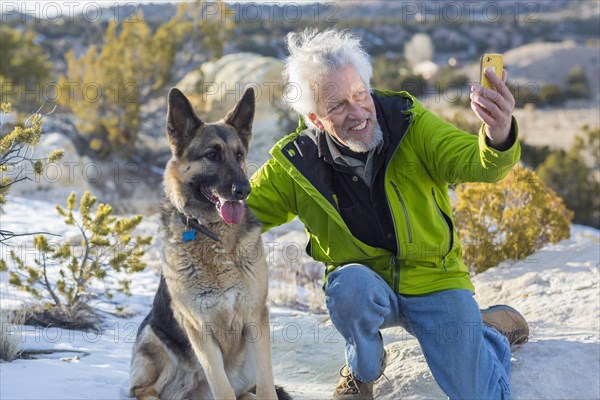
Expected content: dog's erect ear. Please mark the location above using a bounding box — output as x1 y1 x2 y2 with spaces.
167 88 202 154
224 87 255 149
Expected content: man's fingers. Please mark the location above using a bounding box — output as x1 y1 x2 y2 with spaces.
471 84 500 102
485 68 514 102
470 91 502 116
496 68 514 100
485 67 503 85
471 85 507 112
473 70 515 111
470 101 494 126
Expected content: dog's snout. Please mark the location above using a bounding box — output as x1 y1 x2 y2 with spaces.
232 181 251 200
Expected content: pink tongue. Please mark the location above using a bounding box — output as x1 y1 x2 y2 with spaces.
219 201 245 224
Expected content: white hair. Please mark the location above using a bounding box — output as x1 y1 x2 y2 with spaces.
282 28 373 129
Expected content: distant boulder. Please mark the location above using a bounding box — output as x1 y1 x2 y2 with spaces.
177 53 295 167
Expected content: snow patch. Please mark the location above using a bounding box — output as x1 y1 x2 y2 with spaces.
1 198 598 399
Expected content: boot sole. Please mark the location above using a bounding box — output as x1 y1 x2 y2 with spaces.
481 304 529 345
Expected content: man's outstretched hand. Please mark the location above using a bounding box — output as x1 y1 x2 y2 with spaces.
470 68 516 149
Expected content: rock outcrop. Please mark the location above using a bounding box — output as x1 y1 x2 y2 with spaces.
177 53 295 167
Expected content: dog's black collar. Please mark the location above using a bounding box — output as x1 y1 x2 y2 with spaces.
178 213 220 242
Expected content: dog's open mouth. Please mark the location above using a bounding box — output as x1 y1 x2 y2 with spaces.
200 186 245 225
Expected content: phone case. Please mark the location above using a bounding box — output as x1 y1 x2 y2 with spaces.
480 54 503 90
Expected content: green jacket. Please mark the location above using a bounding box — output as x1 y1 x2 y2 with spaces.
247 90 520 295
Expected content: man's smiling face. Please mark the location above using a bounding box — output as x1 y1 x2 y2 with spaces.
308 63 381 153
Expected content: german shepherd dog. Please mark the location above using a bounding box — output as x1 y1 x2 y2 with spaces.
129 88 283 400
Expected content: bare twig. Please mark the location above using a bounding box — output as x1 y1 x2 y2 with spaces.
73 220 90 305
0 176 32 189
41 251 62 307
0 230 61 245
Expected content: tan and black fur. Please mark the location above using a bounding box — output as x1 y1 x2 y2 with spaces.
129 88 284 400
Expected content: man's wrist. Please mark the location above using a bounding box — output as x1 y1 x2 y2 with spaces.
486 121 517 151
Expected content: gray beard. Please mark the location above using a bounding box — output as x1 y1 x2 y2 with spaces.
344 122 384 153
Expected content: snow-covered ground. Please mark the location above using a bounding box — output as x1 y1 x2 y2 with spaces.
1 197 599 399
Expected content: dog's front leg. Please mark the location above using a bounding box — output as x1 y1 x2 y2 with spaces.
182 320 236 400
252 306 278 399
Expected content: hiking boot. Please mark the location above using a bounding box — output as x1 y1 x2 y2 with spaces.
481 304 529 345
333 364 374 400
332 351 387 400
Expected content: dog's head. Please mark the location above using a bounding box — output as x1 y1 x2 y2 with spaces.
164 87 255 225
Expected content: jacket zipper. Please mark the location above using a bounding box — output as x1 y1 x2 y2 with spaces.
390 181 413 243
391 257 399 293
385 152 409 295
431 188 454 271
378 101 413 293
385 195 401 292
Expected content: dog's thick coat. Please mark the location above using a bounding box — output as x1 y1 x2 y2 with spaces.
129 88 278 400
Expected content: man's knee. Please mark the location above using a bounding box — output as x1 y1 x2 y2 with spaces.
326 264 378 297
325 264 390 319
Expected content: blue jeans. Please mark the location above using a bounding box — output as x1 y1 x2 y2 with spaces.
325 264 511 400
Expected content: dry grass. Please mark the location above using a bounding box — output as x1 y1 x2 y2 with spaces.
268 260 327 312
22 304 101 332
0 303 102 363
0 308 26 362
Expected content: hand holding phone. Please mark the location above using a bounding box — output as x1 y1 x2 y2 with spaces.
472 52 515 148
480 53 503 90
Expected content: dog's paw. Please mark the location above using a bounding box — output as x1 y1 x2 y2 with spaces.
255 388 278 400
131 387 160 400
238 392 256 400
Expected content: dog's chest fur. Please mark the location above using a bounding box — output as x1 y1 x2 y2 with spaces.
160 211 266 328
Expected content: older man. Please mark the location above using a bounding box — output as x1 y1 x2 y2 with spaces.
247 29 528 399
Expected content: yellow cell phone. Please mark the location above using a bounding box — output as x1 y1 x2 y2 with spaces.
480 53 503 90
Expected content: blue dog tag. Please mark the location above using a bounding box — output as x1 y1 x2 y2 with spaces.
182 229 196 242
